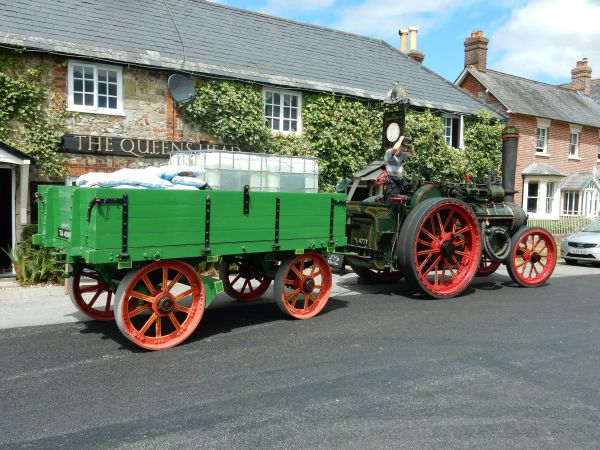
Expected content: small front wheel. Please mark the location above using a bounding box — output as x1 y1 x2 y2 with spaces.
505 227 556 287
114 260 205 350
274 253 332 319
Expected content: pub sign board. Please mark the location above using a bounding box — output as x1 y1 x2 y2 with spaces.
61 134 240 159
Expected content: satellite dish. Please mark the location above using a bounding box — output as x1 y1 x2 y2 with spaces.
167 74 195 103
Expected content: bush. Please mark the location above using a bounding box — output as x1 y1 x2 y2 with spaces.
3 224 65 285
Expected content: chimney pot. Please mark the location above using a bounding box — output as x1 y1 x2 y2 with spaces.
399 28 409 53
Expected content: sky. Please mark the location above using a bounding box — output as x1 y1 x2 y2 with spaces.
211 0 600 85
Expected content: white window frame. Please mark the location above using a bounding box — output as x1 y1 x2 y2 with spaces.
442 114 464 149
263 88 302 135
535 117 550 155
523 177 560 218
562 191 582 216
568 124 582 159
68 60 123 115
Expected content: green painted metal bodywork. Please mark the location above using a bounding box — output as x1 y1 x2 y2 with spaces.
34 186 347 304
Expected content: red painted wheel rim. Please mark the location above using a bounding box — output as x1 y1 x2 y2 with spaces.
118 261 204 350
476 255 501 277
279 253 332 319
70 269 114 321
222 258 271 302
510 229 556 286
413 202 480 296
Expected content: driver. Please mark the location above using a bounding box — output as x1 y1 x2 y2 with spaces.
384 135 415 198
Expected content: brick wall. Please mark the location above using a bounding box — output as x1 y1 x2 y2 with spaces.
459 74 600 209
509 114 600 206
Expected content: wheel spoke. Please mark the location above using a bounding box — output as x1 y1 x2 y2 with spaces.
291 265 304 280
285 288 301 301
166 272 183 291
139 313 158 335
80 284 100 294
418 253 433 272
417 248 439 256
155 315 162 338
230 274 242 286
87 290 101 308
173 304 191 314
129 290 155 303
436 212 445 233
105 292 112 312
454 225 471 236
129 304 149 317
423 255 442 275
174 288 194 302
421 228 440 244
442 211 454 232
168 313 181 330
141 275 157 295
162 267 168 291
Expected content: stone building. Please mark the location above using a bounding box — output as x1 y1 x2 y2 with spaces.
0 0 501 274
457 31 600 220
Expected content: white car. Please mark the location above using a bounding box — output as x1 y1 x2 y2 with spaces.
560 219 600 265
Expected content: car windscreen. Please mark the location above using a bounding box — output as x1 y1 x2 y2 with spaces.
583 220 600 232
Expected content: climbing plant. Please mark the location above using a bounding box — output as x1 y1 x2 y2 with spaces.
179 78 503 191
0 48 68 179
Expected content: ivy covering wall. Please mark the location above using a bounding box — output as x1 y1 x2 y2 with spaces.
180 79 503 191
0 49 68 179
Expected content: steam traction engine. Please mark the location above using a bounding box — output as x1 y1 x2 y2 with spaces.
343 109 557 298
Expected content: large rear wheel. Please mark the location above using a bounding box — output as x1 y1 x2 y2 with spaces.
274 252 332 319
114 260 205 350
398 198 481 299
68 267 114 321
505 227 556 287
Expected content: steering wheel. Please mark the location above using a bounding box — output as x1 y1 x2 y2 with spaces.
375 170 388 185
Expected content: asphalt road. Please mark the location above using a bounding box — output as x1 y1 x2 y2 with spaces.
0 263 599 449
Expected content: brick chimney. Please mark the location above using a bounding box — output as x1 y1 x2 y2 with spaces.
571 58 592 96
405 26 425 64
464 30 488 72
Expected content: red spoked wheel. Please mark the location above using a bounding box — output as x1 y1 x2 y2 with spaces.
219 258 272 302
506 227 556 287
68 267 114 321
476 254 501 277
398 198 481 299
114 260 205 351
274 252 332 319
375 170 388 185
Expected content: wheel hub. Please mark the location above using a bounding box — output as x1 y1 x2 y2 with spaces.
530 252 541 264
156 295 175 314
440 240 456 258
302 278 315 293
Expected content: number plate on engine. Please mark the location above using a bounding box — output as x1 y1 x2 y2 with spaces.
327 253 345 269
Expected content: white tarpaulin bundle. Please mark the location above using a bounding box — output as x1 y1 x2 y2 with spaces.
76 166 208 190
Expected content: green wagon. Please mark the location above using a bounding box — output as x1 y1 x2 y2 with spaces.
34 186 347 350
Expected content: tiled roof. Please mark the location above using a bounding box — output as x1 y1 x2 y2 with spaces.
522 162 565 177
560 173 598 191
0 0 502 118
462 68 600 127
